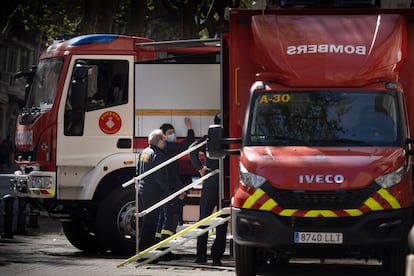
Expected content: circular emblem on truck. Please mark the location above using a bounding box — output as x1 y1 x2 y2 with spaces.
99 111 122 134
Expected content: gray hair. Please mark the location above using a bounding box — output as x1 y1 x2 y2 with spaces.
148 129 164 146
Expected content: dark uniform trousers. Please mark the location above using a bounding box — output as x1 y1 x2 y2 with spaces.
138 189 163 251
197 178 228 260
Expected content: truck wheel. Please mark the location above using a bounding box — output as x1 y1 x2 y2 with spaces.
62 220 107 253
96 185 136 255
234 241 257 276
383 243 408 276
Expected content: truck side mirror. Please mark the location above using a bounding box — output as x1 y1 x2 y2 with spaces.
71 64 88 111
64 64 88 136
15 66 37 104
406 138 414 155
207 124 226 160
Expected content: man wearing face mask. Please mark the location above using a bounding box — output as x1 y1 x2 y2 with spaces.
156 117 194 259
138 129 168 251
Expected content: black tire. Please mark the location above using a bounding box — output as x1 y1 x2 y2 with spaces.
96 185 136 256
383 243 408 276
62 220 107 253
234 241 257 276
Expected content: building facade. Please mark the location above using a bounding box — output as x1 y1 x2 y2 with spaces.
0 36 40 142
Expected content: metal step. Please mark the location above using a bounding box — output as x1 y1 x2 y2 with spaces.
117 207 230 268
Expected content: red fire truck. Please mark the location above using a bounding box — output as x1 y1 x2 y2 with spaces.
10 35 220 255
209 5 414 276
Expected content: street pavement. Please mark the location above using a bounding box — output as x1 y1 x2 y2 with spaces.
0 169 236 276
0 170 403 276
0 215 237 276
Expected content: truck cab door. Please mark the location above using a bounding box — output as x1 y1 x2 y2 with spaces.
56 56 134 198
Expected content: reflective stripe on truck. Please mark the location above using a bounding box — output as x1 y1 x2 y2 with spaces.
238 186 402 217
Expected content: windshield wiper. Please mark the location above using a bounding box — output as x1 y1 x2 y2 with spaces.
265 135 312 146
251 136 374 146
329 138 373 146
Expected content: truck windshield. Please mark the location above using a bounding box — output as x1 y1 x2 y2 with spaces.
26 58 63 112
247 90 403 147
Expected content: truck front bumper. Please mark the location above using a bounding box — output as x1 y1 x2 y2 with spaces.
10 170 56 198
232 207 413 253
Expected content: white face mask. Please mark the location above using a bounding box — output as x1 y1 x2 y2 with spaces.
167 133 176 142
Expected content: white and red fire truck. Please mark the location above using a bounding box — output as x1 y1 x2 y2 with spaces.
11 35 220 255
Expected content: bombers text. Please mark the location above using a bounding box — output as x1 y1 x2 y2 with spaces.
286 44 367 55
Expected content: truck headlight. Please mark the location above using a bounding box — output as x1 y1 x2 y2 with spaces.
31 176 54 189
239 162 266 188
375 165 405 188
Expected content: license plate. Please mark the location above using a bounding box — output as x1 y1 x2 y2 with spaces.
294 232 343 244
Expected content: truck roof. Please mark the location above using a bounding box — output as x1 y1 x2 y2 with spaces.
41 34 219 60
251 14 406 87
40 34 155 60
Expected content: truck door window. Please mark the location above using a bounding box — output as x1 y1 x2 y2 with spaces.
64 59 129 136
74 59 129 111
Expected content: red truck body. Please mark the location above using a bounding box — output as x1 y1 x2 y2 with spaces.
218 8 414 275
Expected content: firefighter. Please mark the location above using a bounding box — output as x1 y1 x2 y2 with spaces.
138 129 168 251
155 117 195 259
190 113 228 266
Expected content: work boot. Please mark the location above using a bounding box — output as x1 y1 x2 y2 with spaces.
194 255 207 264
212 257 222 266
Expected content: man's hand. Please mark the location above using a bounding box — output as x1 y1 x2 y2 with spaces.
198 165 209 176
184 117 193 129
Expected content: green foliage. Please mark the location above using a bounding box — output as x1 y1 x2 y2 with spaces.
18 0 82 44
11 0 253 44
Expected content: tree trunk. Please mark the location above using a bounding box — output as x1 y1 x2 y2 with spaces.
78 0 119 34
181 1 199 39
126 0 145 36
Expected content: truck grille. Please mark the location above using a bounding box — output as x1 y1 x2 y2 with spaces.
263 182 379 210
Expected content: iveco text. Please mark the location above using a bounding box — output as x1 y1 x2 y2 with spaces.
299 174 345 184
